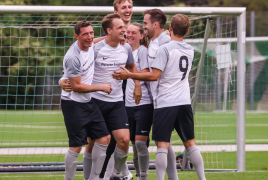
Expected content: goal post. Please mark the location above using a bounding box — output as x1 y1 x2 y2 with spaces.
0 5 246 172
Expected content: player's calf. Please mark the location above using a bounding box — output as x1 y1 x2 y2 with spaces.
183 139 206 180
155 145 168 180
65 146 82 180
83 139 95 180
89 135 111 180
111 129 130 178
135 140 149 180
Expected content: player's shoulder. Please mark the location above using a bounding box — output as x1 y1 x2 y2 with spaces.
163 41 194 52
137 45 148 53
64 41 81 60
158 31 171 46
94 39 106 51
123 42 132 50
122 43 132 54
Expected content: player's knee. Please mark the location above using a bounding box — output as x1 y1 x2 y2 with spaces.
70 146 82 153
85 144 93 153
184 139 196 149
118 136 130 147
123 136 130 145
103 134 111 144
135 140 147 153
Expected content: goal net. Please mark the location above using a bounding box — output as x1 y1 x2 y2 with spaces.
0 6 246 172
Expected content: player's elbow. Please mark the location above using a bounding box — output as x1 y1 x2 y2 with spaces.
151 75 160 81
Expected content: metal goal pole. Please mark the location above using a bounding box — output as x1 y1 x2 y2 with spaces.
237 10 246 172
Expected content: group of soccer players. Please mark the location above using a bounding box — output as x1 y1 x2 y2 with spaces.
59 0 207 180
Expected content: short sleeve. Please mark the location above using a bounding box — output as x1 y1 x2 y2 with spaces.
64 56 81 78
124 43 134 64
94 40 106 60
138 46 149 70
151 46 169 72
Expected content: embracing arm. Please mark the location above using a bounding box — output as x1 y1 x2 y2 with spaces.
113 66 162 81
68 76 112 94
93 36 106 44
59 77 112 94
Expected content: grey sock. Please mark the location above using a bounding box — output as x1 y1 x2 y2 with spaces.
103 153 114 180
89 142 108 180
166 144 178 180
132 144 140 177
112 147 128 177
187 146 206 180
83 151 92 180
121 161 130 176
155 148 168 180
64 149 79 180
136 141 149 180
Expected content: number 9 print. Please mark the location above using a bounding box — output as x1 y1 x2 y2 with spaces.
179 56 189 81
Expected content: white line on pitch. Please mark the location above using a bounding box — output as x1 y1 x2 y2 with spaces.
1 144 268 155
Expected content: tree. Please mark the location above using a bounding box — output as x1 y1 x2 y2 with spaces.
209 0 268 11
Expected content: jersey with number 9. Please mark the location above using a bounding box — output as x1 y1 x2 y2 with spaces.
150 41 194 109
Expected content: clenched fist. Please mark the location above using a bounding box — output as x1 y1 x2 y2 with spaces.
101 84 112 94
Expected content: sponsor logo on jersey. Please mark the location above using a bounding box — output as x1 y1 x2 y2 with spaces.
148 55 156 59
125 123 129 126
141 130 148 133
103 57 108 60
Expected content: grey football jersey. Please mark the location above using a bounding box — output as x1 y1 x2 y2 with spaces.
61 41 95 103
125 45 152 107
91 39 134 102
151 40 194 109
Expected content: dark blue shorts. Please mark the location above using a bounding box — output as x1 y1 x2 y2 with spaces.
92 98 129 133
126 104 154 141
61 99 109 147
152 105 194 142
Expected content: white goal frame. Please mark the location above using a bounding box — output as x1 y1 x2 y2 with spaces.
0 5 246 172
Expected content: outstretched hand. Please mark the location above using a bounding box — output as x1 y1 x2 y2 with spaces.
113 66 131 80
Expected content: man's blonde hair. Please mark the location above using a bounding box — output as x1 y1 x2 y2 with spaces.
113 0 133 11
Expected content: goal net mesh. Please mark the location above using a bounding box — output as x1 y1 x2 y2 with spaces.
0 13 239 171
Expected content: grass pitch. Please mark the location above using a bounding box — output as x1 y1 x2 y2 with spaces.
0 171 268 180
0 151 267 179
0 112 268 148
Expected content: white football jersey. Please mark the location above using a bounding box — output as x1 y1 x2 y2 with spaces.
91 39 134 102
125 45 152 107
151 40 194 109
61 41 95 103
147 31 171 99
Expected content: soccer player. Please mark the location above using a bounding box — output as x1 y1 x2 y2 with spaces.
125 22 152 180
143 9 179 180
113 14 206 180
100 1 135 179
92 13 142 180
61 20 112 180
60 14 140 180
113 0 133 29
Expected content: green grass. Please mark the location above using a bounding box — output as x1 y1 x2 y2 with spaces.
0 111 268 148
1 151 267 172
0 151 268 179
0 171 268 180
